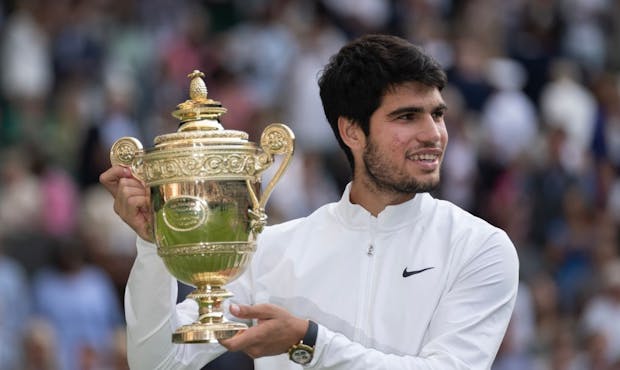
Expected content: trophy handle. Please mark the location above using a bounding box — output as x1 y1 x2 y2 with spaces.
110 137 145 181
257 123 295 209
247 123 295 232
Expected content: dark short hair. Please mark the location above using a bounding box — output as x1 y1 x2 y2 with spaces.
318 34 447 171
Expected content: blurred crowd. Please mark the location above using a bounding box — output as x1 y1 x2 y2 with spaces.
0 0 620 369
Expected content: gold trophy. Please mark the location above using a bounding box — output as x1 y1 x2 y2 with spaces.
109 70 294 343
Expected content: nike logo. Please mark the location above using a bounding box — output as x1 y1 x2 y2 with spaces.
402 267 434 277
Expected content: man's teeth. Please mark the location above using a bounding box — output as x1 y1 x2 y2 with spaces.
410 154 438 161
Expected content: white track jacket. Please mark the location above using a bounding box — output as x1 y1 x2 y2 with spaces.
125 185 519 369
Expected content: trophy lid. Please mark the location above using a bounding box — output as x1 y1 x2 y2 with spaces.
153 70 249 147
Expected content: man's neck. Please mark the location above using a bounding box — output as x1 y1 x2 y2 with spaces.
348 179 415 217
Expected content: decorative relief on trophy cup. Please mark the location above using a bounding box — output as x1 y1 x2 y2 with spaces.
141 152 261 185
110 137 143 167
261 125 291 155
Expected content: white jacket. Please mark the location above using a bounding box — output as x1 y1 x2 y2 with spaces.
125 186 519 369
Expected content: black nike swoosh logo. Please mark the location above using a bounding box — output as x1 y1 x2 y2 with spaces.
402 267 434 277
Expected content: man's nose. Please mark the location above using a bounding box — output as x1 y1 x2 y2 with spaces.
417 115 441 143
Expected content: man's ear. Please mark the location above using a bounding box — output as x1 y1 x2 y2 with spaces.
338 117 365 150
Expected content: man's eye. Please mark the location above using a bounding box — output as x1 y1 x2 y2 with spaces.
398 113 415 121
432 110 445 120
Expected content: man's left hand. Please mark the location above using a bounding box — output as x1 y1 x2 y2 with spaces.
219 303 309 359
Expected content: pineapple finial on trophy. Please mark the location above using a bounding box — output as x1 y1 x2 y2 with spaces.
172 70 227 130
188 70 208 100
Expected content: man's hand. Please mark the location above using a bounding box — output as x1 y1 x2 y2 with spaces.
99 165 153 242
220 304 309 359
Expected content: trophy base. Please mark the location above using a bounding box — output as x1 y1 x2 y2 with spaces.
172 321 248 343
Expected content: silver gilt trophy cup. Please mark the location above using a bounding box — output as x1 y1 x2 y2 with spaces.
109 70 294 343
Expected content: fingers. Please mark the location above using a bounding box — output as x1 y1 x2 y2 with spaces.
219 326 259 354
220 304 308 359
112 176 153 242
221 304 280 353
99 165 133 196
229 303 283 321
220 319 286 357
113 183 148 216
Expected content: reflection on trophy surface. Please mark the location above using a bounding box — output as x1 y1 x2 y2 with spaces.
109 70 295 343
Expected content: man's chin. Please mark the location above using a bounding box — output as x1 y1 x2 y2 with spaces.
410 174 440 193
412 181 439 194
393 177 439 194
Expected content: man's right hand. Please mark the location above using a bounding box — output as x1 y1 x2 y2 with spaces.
100 165 153 242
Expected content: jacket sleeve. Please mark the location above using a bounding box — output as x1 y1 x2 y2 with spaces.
307 232 519 370
125 237 251 370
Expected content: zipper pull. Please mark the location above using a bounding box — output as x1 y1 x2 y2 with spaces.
367 244 374 256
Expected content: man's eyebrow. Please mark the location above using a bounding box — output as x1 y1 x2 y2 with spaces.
434 103 448 112
387 103 448 118
387 106 424 118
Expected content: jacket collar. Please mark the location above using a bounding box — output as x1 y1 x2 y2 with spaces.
333 183 429 231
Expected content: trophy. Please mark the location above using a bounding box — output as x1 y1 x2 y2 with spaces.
109 70 294 343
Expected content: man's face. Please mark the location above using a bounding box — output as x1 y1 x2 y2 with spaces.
360 81 448 195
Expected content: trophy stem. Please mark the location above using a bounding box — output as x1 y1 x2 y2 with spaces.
172 284 247 344
189 285 232 324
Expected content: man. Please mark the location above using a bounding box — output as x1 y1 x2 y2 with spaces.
101 34 519 369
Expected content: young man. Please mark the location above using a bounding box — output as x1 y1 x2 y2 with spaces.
101 34 519 369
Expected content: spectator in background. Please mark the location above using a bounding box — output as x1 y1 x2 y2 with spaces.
223 1 297 110
439 85 478 212
320 0 391 36
539 59 597 175
32 237 124 370
0 147 42 237
581 259 620 366
210 66 259 136
79 183 137 303
446 36 493 113
480 57 538 168
591 72 620 178
97 81 141 157
530 126 580 244
77 80 141 189
0 0 53 145
610 178 620 225
38 162 79 238
22 318 59 370
282 1 346 159
493 282 537 370
559 0 609 73
0 239 30 370
157 2 217 89
547 185 598 314
273 1 349 213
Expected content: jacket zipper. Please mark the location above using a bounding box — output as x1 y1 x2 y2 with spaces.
367 244 374 256
355 218 377 345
